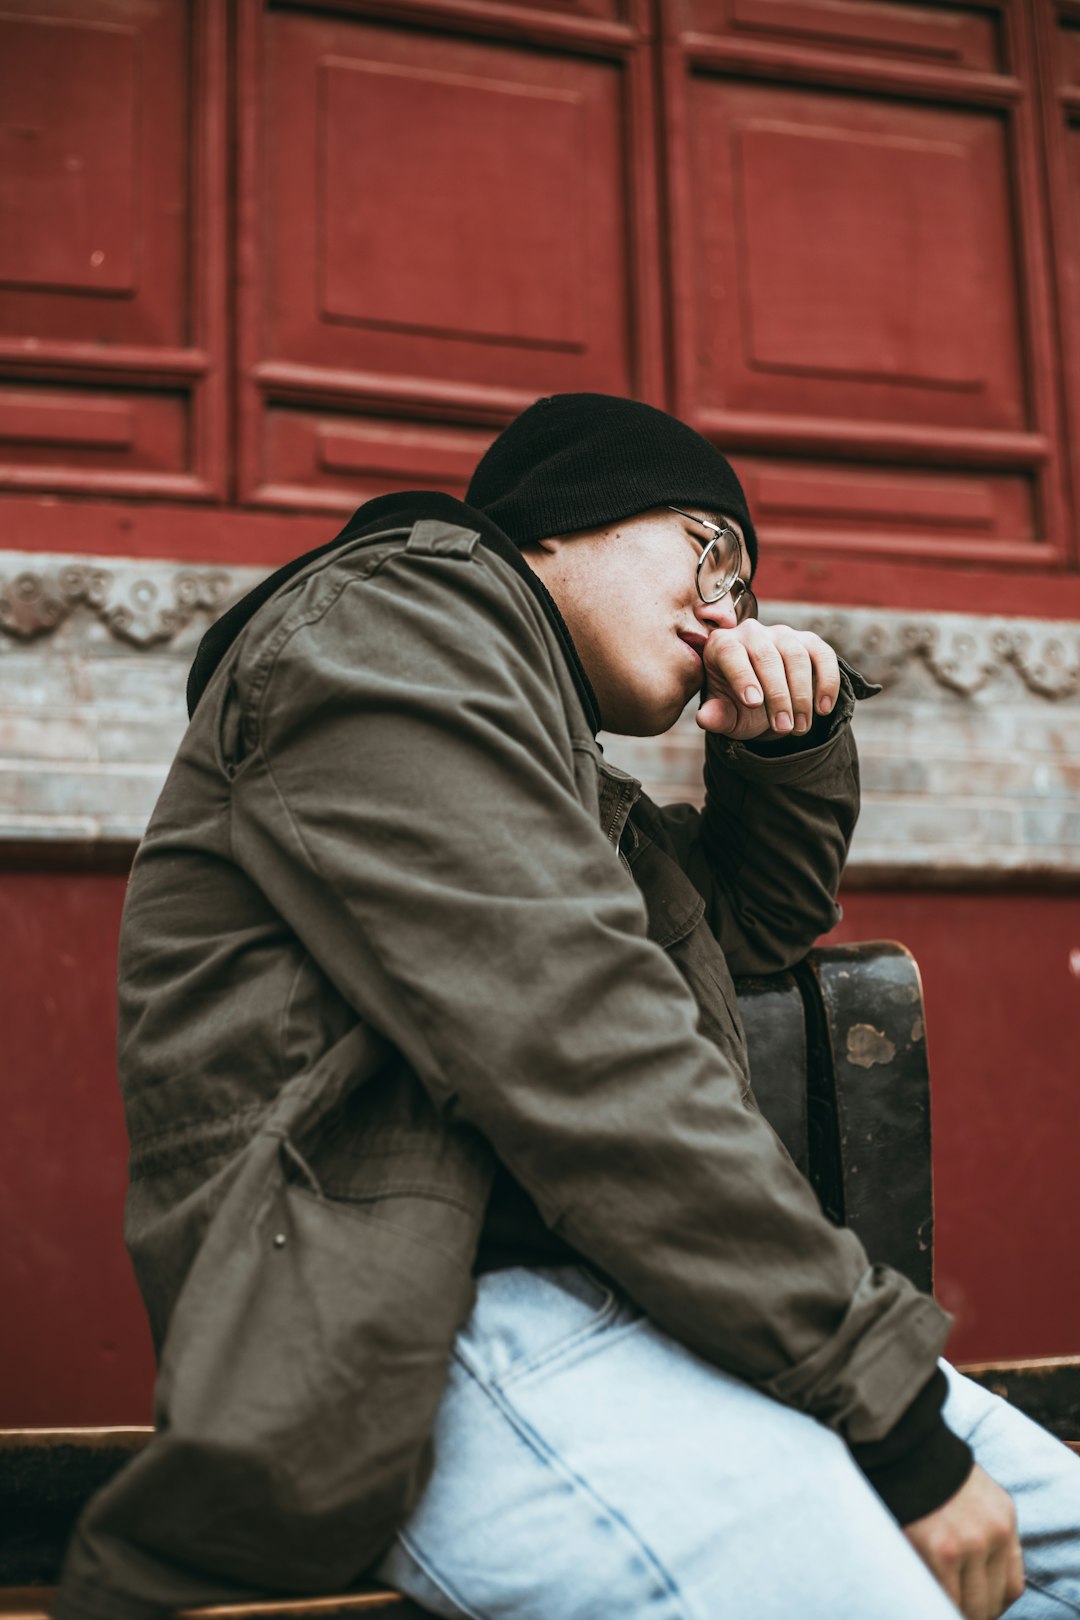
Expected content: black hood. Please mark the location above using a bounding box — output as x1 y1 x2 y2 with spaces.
186 491 601 733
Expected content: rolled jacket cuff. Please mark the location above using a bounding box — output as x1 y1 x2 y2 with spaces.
849 1366 975 1525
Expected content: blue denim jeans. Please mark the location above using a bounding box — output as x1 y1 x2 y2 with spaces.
374 1265 1080 1619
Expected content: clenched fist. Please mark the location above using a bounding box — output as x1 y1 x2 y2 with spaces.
696 622 842 741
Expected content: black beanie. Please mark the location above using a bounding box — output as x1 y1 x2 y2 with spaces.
466 392 757 572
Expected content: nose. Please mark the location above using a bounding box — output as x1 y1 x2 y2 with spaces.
695 593 740 632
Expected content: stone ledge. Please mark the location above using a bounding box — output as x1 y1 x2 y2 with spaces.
2 554 1078 880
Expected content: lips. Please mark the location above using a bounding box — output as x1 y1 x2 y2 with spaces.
677 629 708 664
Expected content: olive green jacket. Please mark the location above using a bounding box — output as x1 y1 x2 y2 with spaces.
55 501 949 1619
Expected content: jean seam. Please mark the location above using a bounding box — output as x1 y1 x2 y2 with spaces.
500 1312 649 1393
1025 1570 1080 1616
452 1297 645 1394
393 1527 490 1620
457 1358 697 1620
491 1292 623 1390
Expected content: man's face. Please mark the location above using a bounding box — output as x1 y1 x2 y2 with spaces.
521 505 753 736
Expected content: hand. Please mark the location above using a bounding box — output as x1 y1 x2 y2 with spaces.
695 623 841 741
904 1464 1024 1620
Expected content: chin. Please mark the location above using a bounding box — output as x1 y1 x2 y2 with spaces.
606 686 691 738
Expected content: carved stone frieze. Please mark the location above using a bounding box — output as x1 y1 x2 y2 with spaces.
0 559 243 649
771 603 1080 702
2 562 1078 705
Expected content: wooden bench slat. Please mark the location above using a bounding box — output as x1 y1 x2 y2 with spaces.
0 1593 419 1620
958 1359 1080 1446
179 1595 416 1617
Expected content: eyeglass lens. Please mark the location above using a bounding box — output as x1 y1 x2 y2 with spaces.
698 528 741 599
698 531 757 619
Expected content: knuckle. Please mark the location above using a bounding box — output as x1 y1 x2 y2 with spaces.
747 632 783 667
712 642 749 672
778 635 811 665
751 641 786 675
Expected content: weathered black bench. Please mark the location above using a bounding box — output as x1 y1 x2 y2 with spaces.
5 940 1054 1619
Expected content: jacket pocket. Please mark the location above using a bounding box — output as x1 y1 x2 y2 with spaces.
101 1039 496 1599
115 1130 488 1596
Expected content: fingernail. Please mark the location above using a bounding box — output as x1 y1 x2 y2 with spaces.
745 684 763 705
818 695 833 714
775 712 793 733
794 714 809 734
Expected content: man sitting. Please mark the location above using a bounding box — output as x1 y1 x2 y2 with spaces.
56 395 1078 1620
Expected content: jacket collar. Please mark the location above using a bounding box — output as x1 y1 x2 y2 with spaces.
186 491 601 734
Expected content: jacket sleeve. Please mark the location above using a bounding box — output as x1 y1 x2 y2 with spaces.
655 660 875 975
229 542 949 1445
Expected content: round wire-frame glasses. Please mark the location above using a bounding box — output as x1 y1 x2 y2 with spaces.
668 506 758 621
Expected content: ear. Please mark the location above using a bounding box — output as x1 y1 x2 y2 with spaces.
517 532 563 580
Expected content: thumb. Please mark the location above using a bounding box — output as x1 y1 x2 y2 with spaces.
696 694 739 733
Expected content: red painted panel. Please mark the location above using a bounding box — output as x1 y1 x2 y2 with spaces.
321 62 588 349
688 0 1003 74
0 0 228 500
0 871 154 1425
264 410 495 509
0 2 189 350
741 132 986 390
0 384 189 477
1056 14 1080 92
825 889 1080 1363
249 8 637 498
468 0 627 18
687 79 1026 435
0 14 136 295
0 393 133 451
738 457 1035 557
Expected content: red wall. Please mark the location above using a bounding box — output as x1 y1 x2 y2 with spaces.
3 870 1077 1424
2 872 154 1425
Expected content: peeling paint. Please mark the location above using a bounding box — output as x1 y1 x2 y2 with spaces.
911 1016 924 1043
846 1023 897 1068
